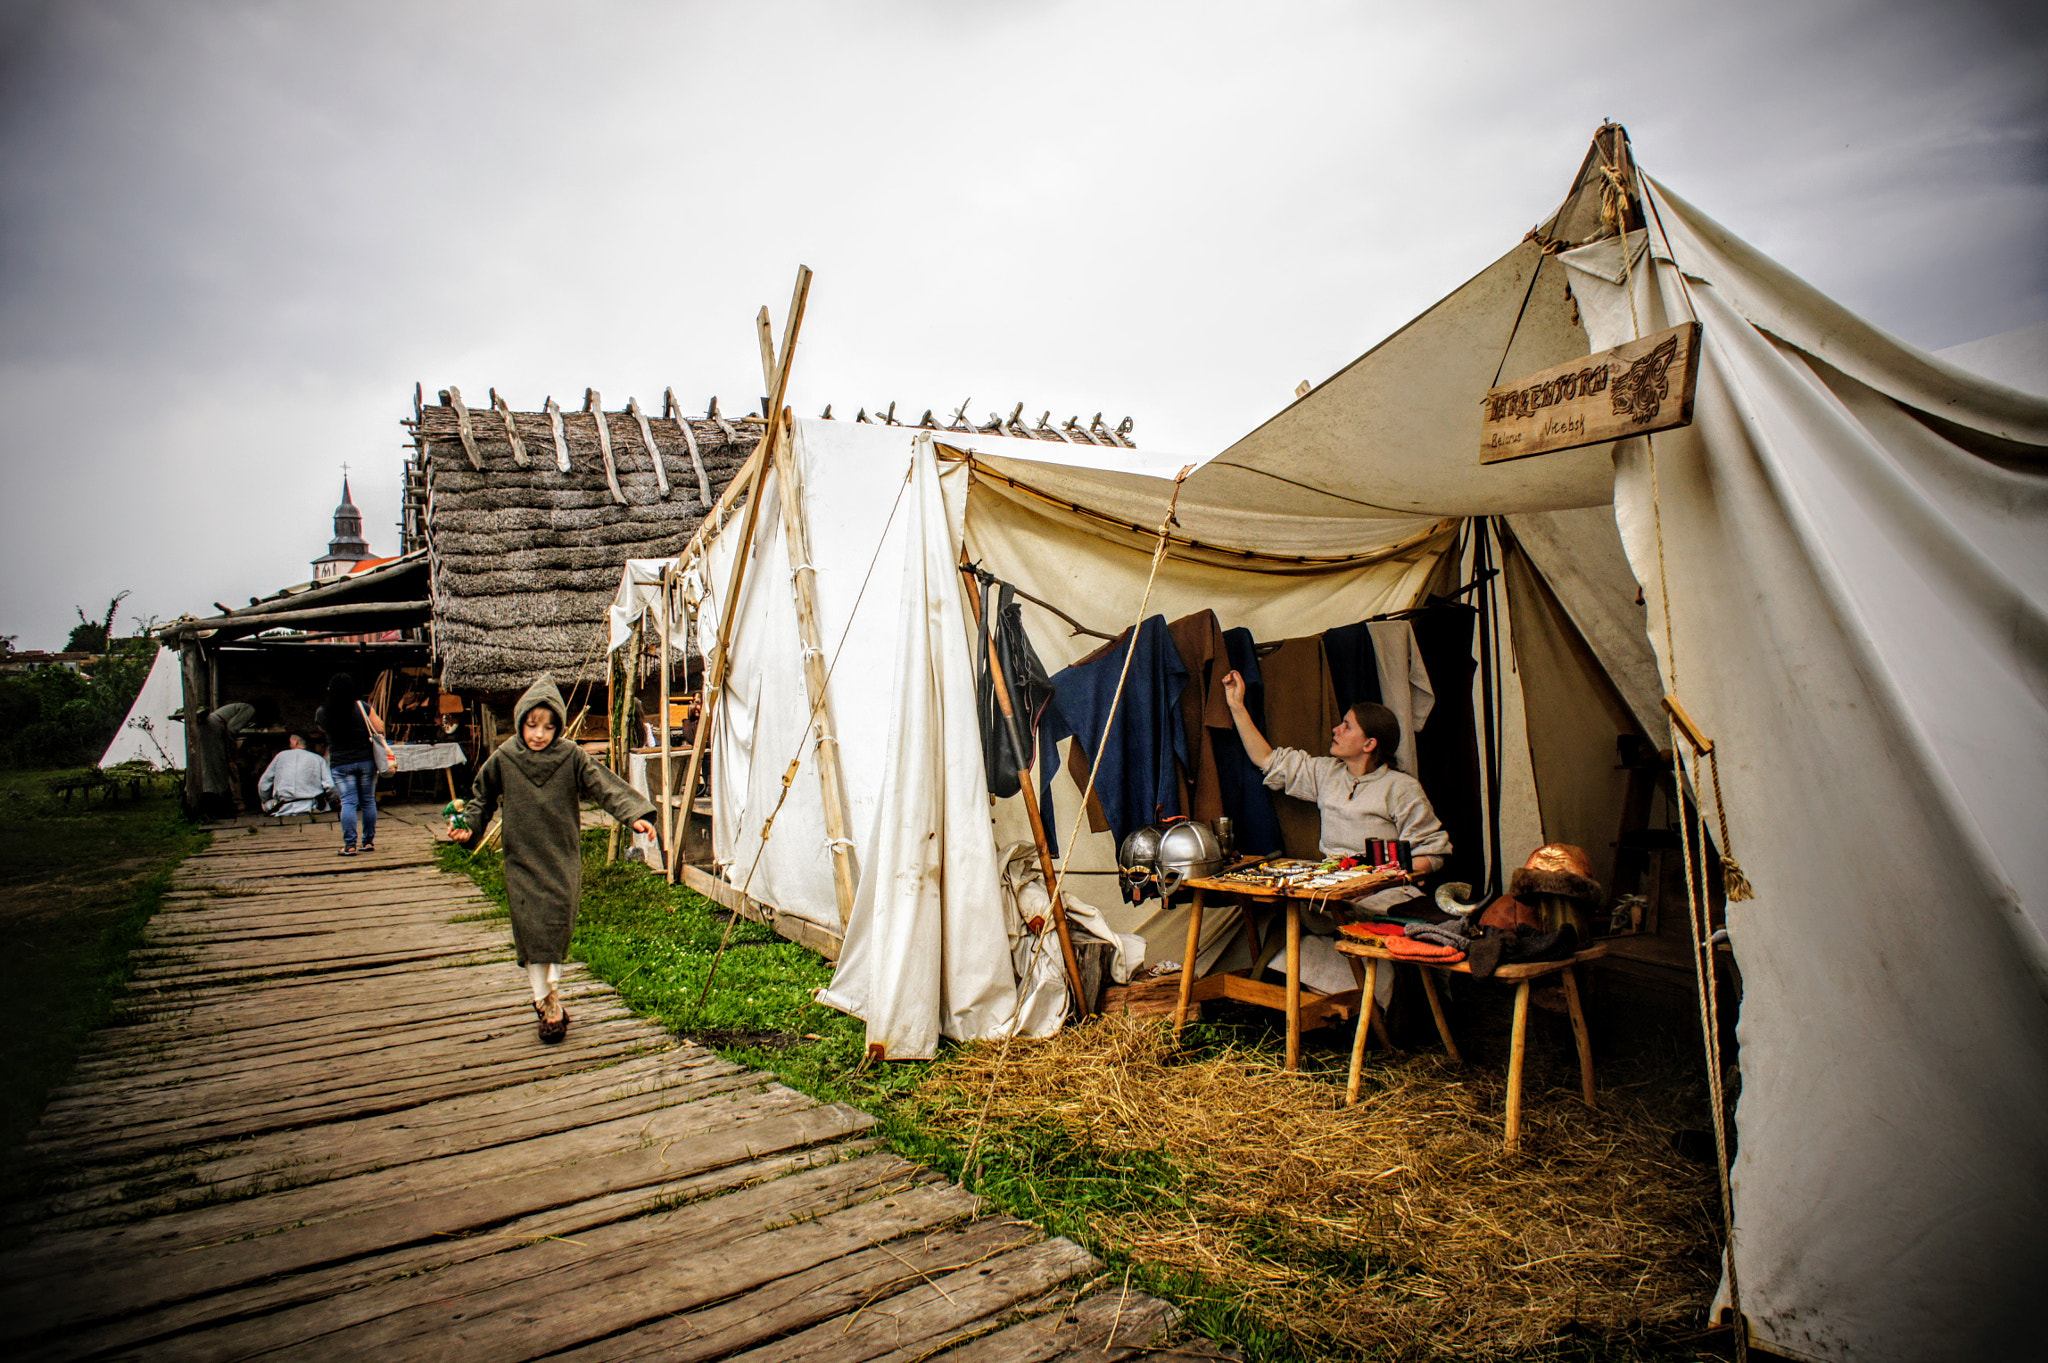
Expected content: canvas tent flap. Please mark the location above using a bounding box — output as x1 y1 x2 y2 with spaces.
1190 242 1617 518
815 435 1017 1059
1567 181 2048 1362
98 645 186 770
605 558 687 655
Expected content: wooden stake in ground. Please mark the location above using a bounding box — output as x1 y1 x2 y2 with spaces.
658 570 675 868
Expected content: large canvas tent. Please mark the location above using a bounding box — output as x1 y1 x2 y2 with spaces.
644 132 2043 1360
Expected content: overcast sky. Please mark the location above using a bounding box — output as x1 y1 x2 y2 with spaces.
1 0 2042 649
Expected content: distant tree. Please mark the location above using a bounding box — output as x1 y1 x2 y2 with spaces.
65 591 130 654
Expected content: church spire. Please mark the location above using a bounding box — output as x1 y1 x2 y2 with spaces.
313 469 373 581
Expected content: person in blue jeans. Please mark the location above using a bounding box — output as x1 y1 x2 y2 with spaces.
315 672 386 855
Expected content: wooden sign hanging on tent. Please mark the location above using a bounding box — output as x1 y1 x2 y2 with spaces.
1478 320 1702 463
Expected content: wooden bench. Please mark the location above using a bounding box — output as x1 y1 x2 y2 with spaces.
1336 935 1608 1153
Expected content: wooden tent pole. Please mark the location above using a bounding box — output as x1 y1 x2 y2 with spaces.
960 563 1088 1014
772 407 858 928
666 266 813 881
658 569 675 874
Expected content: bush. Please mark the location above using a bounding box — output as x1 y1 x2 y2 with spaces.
0 642 155 769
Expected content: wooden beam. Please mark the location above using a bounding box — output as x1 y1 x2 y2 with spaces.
625 397 674 500
543 396 571 473
586 388 626 505
677 865 843 960
771 406 857 928
489 389 530 468
665 266 811 886
445 386 483 470
756 307 777 395
666 387 713 510
185 599 431 636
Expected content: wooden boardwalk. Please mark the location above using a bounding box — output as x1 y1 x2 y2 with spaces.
1 811 1222 1362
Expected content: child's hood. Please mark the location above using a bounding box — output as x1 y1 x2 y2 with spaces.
513 675 569 739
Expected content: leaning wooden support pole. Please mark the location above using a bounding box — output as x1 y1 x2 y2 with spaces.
668 266 814 886
772 410 858 928
658 572 676 878
960 562 1087 1015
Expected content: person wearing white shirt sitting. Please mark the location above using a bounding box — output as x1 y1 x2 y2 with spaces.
258 733 336 816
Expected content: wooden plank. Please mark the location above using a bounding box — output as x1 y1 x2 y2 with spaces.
667 386 714 509
771 410 857 929
0 1103 881 1335
490 388 531 467
921 1285 1178 1362
678 865 844 960
587 388 627 504
625 396 674 499
28 1148 911 1363
545 394 572 471
1479 320 1702 463
292 1180 981 1361
549 1218 1043 1362
445 385 484 469
718 1235 1099 1363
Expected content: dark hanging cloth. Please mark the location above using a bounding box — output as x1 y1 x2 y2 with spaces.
1217 626 1285 855
1165 610 1234 825
1257 635 1343 860
1042 614 1188 856
975 577 1059 800
1322 620 1383 715
1410 601 1485 892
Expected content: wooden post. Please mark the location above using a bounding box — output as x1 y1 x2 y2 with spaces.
959 562 1088 1013
544 396 571 472
445 386 483 470
666 267 812 883
490 389 530 467
1172 888 1204 1040
1284 900 1303 1072
1505 979 1532 1153
1346 956 1378 1105
587 389 626 505
1563 965 1596 1108
176 636 208 810
626 397 673 500
771 408 859 928
658 569 675 879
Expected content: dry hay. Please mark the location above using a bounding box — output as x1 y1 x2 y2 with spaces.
917 1014 1718 1360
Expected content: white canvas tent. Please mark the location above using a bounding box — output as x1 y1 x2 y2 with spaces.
631 132 2044 1360
97 645 186 770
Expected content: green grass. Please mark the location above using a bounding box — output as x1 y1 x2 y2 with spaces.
441 828 1722 1363
0 768 206 1170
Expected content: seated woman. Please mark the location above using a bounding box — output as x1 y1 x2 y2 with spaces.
1220 670 1450 919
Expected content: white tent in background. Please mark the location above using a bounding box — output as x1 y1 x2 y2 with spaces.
625 129 2044 1361
98 646 186 770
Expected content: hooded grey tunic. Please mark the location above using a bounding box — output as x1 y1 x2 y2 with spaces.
463 676 657 966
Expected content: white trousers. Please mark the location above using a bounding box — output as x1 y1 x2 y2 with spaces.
526 962 561 1002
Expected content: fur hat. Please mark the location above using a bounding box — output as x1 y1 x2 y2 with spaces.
1507 843 1603 904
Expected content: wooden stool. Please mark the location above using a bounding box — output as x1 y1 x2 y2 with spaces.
1335 937 1607 1153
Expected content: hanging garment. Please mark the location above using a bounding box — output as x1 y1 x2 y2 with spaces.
1165 609 1236 825
975 576 1059 800
1367 619 1436 776
1256 635 1342 860
1322 620 1383 715
1218 626 1285 855
1045 615 1188 854
1409 602 1485 891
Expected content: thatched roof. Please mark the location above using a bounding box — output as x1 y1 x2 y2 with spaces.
413 391 758 693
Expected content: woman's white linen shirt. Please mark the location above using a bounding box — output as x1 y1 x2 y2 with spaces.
1258 748 1452 861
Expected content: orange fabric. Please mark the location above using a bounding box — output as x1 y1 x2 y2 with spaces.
1384 936 1465 962
1480 894 1543 931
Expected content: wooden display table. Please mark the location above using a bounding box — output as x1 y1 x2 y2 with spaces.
1335 935 1607 1152
1169 861 1412 1072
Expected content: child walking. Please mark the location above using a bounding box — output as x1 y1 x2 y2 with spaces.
451 676 657 1042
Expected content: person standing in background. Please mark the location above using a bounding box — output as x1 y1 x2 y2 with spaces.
316 673 384 856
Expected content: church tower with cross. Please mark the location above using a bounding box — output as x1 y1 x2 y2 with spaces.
311 471 375 582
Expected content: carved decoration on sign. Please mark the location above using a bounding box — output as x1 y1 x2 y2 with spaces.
1479 320 1702 463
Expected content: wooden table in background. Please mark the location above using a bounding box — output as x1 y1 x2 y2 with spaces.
1170 863 1410 1071
1336 935 1608 1152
